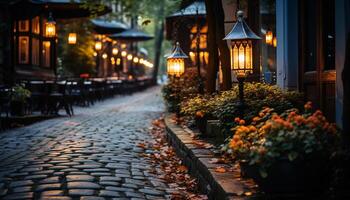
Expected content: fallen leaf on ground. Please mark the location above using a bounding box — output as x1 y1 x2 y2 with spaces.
214 167 227 173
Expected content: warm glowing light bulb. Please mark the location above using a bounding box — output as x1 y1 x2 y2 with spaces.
127 54 133 60
238 54 245 62
121 51 127 57
68 33 77 44
133 57 139 63
95 41 102 51
266 31 273 45
93 52 97 57
102 53 107 59
112 48 119 55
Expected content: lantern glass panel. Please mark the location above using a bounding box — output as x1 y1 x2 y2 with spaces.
68 33 77 44
167 58 185 77
231 40 253 76
45 22 56 37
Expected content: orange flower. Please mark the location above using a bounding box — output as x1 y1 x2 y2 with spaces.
196 111 205 118
252 117 260 122
234 117 240 123
239 119 246 125
249 126 257 132
233 134 240 142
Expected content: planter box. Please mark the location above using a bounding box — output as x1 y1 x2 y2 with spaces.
195 117 207 135
240 158 330 195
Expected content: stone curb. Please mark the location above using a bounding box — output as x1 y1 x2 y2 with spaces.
164 115 254 200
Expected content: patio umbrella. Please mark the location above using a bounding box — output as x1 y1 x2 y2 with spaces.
165 0 206 40
91 19 128 34
109 29 153 42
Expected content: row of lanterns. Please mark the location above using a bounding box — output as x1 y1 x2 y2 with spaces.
166 10 260 116
44 12 79 45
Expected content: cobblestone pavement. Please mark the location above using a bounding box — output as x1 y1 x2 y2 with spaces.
0 86 174 200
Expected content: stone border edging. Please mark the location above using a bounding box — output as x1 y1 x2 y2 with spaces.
164 115 253 200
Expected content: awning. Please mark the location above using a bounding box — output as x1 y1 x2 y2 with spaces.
109 29 153 42
91 19 128 34
5 0 111 19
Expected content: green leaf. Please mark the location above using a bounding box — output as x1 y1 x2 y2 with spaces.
288 151 298 161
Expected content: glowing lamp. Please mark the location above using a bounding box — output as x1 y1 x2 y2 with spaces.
224 10 260 78
112 48 119 55
224 10 261 116
166 42 188 77
265 31 273 45
273 37 277 47
102 53 107 59
133 57 139 63
95 41 102 51
45 12 56 37
121 51 127 57
68 33 77 44
127 54 133 61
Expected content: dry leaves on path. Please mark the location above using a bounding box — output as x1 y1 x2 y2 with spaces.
141 117 208 200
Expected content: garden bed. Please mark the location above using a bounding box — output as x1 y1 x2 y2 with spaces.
165 114 258 200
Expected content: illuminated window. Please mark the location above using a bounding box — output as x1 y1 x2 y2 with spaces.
32 16 40 34
19 20 29 32
32 38 40 65
18 36 29 64
42 41 51 67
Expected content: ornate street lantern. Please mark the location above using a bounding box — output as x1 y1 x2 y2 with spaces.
224 10 261 116
95 41 102 51
112 48 119 55
265 31 273 45
166 42 188 77
45 12 56 37
68 33 77 44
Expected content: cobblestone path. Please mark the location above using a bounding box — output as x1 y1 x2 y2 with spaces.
0 86 173 200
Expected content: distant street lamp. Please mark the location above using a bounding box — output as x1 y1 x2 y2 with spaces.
95 41 102 51
166 42 188 77
265 31 273 45
112 47 119 55
68 33 77 44
45 12 56 37
127 54 133 61
121 51 127 57
224 10 261 116
102 53 108 59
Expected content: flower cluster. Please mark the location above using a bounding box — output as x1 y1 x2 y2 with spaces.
225 102 339 177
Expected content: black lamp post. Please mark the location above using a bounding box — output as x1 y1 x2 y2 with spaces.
224 10 261 116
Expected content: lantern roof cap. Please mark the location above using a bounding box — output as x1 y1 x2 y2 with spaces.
224 10 261 41
167 42 188 59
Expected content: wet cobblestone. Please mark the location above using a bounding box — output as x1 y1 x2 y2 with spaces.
0 87 172 199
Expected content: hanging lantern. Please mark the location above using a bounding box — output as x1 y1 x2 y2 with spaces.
45 12 56 37
273 37 277 47
121 51 127 57
95 41 102 51
102 53 108 59
265 31 273 45
112 48 119 55
68 33 77 44
224 10 261 78
166 42 188 77
127 54 133 61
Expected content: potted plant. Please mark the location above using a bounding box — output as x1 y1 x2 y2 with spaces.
225 103 339 195
10 85 31 116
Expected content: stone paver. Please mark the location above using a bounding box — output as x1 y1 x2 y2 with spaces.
0 87 181 199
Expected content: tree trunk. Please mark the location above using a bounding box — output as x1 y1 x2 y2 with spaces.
152 0 165 85
204 0 219 93
213 0 232 91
